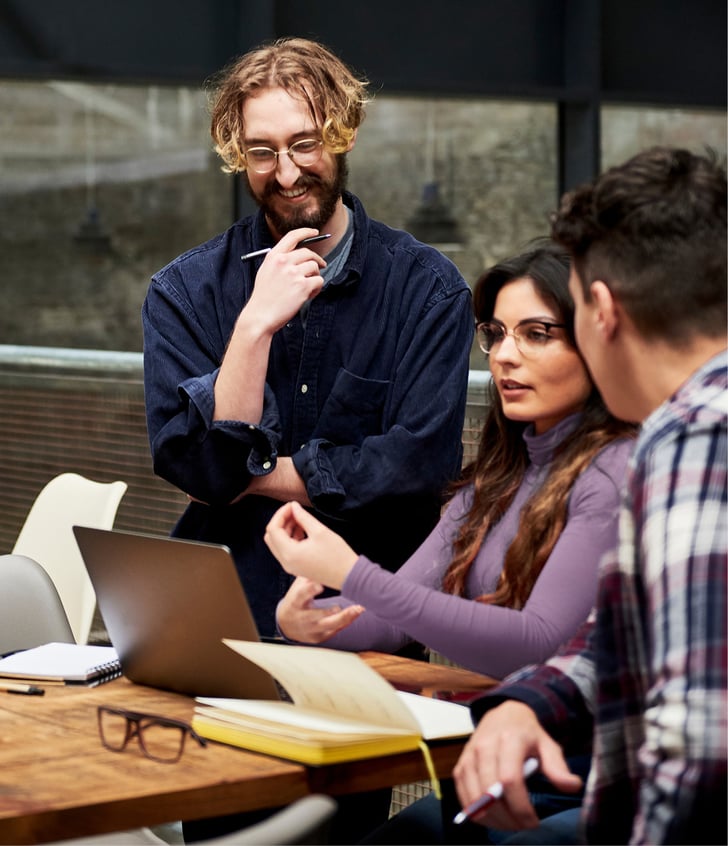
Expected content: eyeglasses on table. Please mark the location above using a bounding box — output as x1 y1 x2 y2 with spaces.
97 705 207 763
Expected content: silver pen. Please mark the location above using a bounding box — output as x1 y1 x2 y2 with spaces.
241 233 331 262
453 757 539 825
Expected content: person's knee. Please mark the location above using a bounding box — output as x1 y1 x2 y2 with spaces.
497 807 583 845
361 792 443 845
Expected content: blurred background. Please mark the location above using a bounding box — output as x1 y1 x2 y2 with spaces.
1 0 725 354
0 0 725 548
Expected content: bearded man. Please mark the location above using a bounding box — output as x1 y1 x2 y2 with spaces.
142 37 473 635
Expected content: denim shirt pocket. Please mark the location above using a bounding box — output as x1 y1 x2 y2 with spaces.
314 368 390 445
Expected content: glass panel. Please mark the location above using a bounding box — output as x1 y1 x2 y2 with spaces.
2 87 559 369
0 80 231 351
349 97 558 372
12 95 723 362
601 105 727 170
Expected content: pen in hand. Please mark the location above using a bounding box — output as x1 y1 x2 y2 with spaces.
241 233 331 262
453 756 539 825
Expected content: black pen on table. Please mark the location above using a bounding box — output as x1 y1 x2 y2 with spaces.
241 233 331 262
453 757 539 825
0 681 44 696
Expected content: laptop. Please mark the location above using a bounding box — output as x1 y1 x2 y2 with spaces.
72 525 281 701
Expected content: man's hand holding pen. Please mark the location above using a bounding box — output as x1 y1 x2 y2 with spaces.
213 227 328 426
241 228 328 335
452 700 582 830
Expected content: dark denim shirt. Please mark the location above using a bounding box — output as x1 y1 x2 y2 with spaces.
142 192 473 634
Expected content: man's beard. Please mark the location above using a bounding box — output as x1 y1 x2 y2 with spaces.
244 155 349 236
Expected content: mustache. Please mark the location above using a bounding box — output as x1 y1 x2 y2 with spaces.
262 173 323 201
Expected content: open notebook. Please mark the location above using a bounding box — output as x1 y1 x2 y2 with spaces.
193 640 475 767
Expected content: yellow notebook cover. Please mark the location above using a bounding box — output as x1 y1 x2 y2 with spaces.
192 640 474 767
191 710 421 765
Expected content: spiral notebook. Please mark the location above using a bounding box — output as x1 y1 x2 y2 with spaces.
0 642 121 686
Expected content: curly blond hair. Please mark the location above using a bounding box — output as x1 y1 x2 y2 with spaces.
208 37 371 174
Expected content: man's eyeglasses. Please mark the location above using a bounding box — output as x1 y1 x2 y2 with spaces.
243 138 324 174
97 706 207 763
476 320 568 357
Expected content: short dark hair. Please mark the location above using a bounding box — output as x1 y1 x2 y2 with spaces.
550 146 727 344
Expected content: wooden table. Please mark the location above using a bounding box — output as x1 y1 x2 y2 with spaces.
0 653 495 844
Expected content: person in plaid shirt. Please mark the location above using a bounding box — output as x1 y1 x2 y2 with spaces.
453 147 727 845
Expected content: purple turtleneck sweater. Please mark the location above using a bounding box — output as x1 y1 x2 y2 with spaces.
278 414 633 679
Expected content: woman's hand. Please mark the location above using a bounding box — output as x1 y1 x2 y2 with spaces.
276 576 365 643
264 501 359 589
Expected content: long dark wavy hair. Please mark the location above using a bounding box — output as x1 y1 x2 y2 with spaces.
442 240 636 608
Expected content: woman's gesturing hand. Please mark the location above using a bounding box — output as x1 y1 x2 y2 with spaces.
276 576 365 643
264 500 359 589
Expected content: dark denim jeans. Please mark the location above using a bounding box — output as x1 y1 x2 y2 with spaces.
362 756 590 845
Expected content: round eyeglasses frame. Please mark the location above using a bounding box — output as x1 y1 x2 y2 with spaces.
476 320 568 357
243 138 324 174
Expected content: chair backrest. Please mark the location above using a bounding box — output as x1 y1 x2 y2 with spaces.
200 795 338 846
0 554 74 655
12 473 128 644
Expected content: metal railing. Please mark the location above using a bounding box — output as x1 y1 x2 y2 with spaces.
0 345 490 553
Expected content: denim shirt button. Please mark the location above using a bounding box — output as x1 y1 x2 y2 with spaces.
248 424 255 430
262 460 272 470
300 384 308 394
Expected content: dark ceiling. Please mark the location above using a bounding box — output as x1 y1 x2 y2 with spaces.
0 0 724 192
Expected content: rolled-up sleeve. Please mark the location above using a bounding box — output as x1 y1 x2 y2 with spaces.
142 243 284 505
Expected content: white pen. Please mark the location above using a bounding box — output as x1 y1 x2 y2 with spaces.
453 756 539 825
240 233 331 262
0 681 45 696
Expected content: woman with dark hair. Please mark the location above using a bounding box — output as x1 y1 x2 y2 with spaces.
265 241 636 679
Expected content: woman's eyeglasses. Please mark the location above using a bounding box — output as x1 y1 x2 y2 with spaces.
97 706 207 763
476 320 567 357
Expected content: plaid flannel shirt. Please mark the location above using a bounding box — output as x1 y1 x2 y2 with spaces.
474 351 727 844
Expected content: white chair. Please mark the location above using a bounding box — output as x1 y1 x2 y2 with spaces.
200 795 338 845
12 472 127 644
53 796 337 846
0 554 75 655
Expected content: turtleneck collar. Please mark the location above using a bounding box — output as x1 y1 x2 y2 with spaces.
522 413 583 467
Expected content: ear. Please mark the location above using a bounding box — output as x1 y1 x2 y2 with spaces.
345 128 358 152
589 280 619 340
